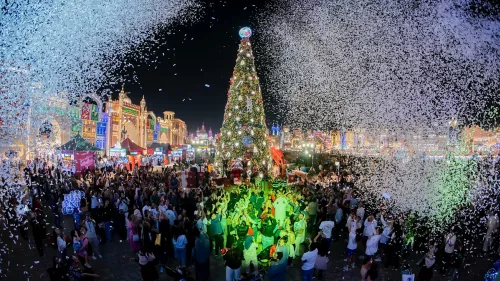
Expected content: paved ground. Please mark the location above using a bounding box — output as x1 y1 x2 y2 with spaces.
0 211 493 281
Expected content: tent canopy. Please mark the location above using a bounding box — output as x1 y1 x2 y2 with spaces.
56 134 101 152
121 137 144 154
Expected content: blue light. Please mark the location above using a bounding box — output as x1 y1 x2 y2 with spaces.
239 27 252 38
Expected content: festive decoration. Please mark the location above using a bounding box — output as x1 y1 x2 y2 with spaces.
239 27 252 38
215 29 271 172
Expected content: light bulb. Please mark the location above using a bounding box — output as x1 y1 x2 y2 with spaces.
229 112 232 116
246 53 251 57
235 142 239 146
238 131 242 135
236 116 240 121
250 118 254 122
251 91 255 95
235 105 239 109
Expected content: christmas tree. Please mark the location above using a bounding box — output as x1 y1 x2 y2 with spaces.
215 27 271 174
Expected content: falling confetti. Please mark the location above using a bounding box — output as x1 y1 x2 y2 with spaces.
258 0 500 133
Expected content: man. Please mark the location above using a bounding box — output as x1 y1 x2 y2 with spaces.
294 213 306 256
363 215 377 246
365 227 382 260
210 210 224 256
273 192 288 226
319 217 335 247
301 242 318 281
307 197 318 231
192 227 210 281
262 216 277 250
268 252 287 281
30 210 46 257
83 212 102 259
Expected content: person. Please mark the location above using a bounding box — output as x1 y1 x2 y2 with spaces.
417 242 436 281
31 210 46 257
262 216 277 250
268 252 287 281
55 228 67 259
365 227 381 260
210 211 224 255
318 217 334 247
301 242 318 281
360 257 373 281
101 199 113 242
483 213 499 253
47 256 70 281
344 226 357 271
441 228 456 273
173 226 188 267
128 214 141 253
82 213 102 259
294 213 306 256
68 255 100 281
192 227 210 281
243 235 259 275
307 197 318 231
224 243 243 281
363 215 377 247
138 249 159 281
73 229 89 268
314 244 328 280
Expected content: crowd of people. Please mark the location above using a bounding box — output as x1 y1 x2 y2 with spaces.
1 157 499 281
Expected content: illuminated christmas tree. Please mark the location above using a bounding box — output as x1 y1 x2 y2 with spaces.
215 27 271 173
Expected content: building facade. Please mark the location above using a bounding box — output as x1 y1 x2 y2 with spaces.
105 86 187 154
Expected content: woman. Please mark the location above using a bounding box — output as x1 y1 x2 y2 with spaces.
416 245 436 281
74 228 90 268
68 255 100 281
172 226 188 266
47 256 69 281
137 249 159 281
128 214 141 253
55 228 67 259
243 235 259 275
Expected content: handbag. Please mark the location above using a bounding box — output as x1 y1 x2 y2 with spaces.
133 234 140 242
155 233 162 246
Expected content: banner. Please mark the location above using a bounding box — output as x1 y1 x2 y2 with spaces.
81 103 91 120
91 104 99 121
75 152 95 175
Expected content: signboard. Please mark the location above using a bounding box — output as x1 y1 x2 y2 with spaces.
130 151 138 155
109 148 126 157
75 152 94 175
147 148 154 155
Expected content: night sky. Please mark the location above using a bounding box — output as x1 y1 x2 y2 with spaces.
105 0 277 135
